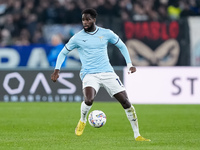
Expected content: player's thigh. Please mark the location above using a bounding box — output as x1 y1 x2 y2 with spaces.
82 74 101 94
102 73 125 97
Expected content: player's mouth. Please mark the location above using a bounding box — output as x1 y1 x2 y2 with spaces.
84 26 89 29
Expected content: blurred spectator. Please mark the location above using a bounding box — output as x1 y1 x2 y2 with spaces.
120 9 131 21
26 13 38 37
13 28 31 46
141 0 159 20
132 1 149 21
188 0 200 15
156 0 169 20
96 0 107 15
103 0 120 17
119 0 133 21
48 34 66 67
0 1 7 15
167 1 182 19
180 0 200 17
0 0 199 46
32 30 46 44
64 0 81 24
0 28 12 46
3 14 16 36
35 0 49 24
76 0 87 11
45 0 62 24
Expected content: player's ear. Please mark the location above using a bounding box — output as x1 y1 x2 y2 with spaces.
93 18 96 23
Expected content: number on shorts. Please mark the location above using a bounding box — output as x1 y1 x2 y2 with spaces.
116 78 122 86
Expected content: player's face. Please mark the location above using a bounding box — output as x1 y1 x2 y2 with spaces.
82 14 96 32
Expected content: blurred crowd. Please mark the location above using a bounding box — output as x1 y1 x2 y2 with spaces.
0 0 200 46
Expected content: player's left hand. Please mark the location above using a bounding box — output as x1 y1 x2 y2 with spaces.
128 66 136 74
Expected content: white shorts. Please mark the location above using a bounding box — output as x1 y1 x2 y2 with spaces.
82 72 125 97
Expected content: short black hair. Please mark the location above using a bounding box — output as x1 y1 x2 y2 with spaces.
81 8 98 18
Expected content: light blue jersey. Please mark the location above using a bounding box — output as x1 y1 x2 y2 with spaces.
55 26 131 80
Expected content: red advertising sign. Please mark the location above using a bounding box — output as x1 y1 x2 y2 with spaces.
123 20 190 66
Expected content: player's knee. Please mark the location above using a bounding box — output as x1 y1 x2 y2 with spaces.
122 99 131 109
84 98 94 106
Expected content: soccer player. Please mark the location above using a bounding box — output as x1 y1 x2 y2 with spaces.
51 8 150 141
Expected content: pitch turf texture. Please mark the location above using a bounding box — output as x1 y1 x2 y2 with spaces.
0 102 199 150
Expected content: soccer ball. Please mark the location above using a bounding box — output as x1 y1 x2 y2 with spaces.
88 110 107 128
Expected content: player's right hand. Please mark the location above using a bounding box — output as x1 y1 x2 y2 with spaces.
51 69 60 82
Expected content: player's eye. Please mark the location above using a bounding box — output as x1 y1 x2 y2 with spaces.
82 18 89 21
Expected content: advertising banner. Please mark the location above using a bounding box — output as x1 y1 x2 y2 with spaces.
124 67 200 104
0 45 81 68
0 69 123 102
1 67 199 104
123 19 190 66
0 45 52 68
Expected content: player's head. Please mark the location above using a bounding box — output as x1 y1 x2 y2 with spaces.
81 8 97 32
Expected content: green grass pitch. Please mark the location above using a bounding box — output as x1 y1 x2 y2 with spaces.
0 102 200 150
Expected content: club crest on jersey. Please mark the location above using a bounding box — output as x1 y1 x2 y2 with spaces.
98 36 104 41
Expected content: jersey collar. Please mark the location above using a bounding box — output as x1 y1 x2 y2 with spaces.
86 26 99 35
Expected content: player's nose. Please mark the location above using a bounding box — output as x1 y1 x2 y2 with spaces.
82 21 88 25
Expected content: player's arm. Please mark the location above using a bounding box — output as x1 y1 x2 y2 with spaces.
115 39 136 74
51 35 77 82
108 30 136 74
51 46 70 82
